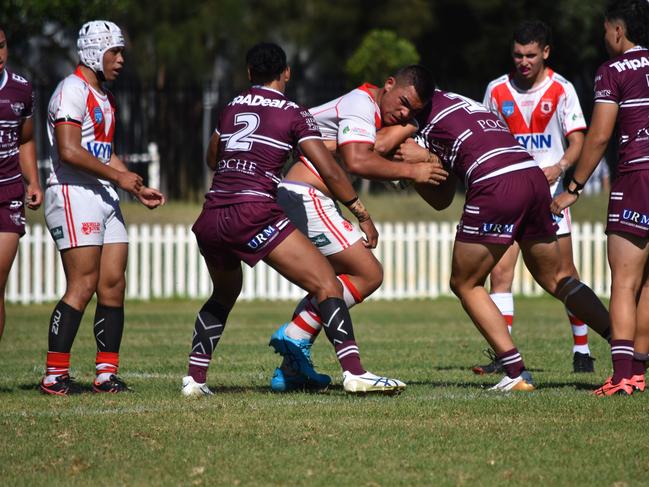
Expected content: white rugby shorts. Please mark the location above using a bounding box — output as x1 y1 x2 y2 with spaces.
549 179 572 236
45 184 128 250
277 181 362 256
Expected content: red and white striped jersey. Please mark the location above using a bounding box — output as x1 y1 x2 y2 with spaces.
47 66 116 186
301 83 382 177
483 69 586 170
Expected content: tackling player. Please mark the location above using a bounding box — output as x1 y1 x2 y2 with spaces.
0 27 43 343
265 66 444 392
476 20 597 375
552 0 649 396
181 42 405 396
397 88 611 391
40 21 165 395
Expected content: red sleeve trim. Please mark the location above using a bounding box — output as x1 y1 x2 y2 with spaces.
565 127 587 137
338 140 374 147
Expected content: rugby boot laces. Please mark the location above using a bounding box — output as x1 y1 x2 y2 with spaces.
489 374 535 392
593 376 633 396
93 374 130 393
40 374 83 396
181 376 213 397
472 348 504 375
342 371 406 395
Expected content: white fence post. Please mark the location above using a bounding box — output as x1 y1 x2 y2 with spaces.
7 222 612 303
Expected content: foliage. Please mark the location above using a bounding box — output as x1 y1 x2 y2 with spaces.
345 30 420 86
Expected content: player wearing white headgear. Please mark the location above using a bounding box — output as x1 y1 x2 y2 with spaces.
40 20 165 396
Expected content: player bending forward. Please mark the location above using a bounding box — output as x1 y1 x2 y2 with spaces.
268 66 444 392
397 88 611 391
181 42 405 397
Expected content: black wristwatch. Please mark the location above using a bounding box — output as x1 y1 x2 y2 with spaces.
566 176 585 196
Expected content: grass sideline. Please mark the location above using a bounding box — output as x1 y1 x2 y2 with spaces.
26 191 609 227
2 297 648 486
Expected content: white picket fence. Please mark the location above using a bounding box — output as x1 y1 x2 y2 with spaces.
6 222 610 304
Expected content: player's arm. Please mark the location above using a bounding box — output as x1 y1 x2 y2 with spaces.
55 123 143 193
18 117 43 210
374 122 418 156
550 103 617 215
340 141 444 184
543 130 585 185
300 138 378 248
108 152 165 209
206 132 220 170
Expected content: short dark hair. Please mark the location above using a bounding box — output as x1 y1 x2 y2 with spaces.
513 20 552 48
393 65 435 104
605 0 649 47
246 42 287 85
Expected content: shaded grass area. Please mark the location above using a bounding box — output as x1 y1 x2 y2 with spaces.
2 297 648 486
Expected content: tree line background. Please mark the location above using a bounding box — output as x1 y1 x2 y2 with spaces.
3 0 610 199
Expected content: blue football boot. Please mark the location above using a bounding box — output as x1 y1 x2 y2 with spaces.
270 366 307 392
269 323 331 388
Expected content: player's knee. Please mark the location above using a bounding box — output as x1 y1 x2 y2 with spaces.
315 275 343 301
97 276 126 303
449 276 463 297
65 278 98 308
364 265 383 295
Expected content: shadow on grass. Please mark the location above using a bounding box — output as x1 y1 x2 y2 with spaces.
431 365 546 373
18 381 95 393
405 379 598 391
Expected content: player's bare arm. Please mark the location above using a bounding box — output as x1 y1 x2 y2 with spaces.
543 130 585 185
300 138 378 248
18 117 42 209
108 153 165 209
374 122 418 156
55 123 143 193
340 140 443 184
206 132 220 170
551 103 618 215
394 138 448 185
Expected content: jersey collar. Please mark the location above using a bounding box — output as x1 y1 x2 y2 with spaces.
509 67 554 94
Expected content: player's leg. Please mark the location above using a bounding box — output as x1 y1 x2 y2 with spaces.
450 240 533 391
183 259 243 397
472 243 518 375
489 242 519 334
603 233 649 393
0 233 19 342
631 260 649 392
271 240 382 391
557 234 596 372
93 242 129 392
267 229 404 394
41 246 101 395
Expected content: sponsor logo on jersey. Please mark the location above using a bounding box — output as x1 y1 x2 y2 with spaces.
540 99 553 114
86 141 112 160
81 222 101 235
310 233 332 248
93 107 104 124
622 209 649 227
515 134 552 150
342 220 353 232
610 56 649 72
50 226 64 241
477 118 509 132
10 212 24 226
10 102 24 116
646 74 649 87
502 100 515 117
9 200 22 210
595 89 612 98
230 94 298 110
247 224 279 250
482 223 514 235
217 158 257 176
11 73 28 84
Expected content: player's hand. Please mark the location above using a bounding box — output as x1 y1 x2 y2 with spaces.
26 183 43 210
395 138 436 164
116 171 144 194
550 191 578 216
136 187 166 209
543 164 563 185
359 217 378 249
411 163 449 185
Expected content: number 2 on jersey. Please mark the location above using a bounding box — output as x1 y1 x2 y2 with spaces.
225 112 260 151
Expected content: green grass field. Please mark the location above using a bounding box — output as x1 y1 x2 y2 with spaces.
2 297 647 486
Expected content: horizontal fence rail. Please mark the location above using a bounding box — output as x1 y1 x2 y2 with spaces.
7 222 610 304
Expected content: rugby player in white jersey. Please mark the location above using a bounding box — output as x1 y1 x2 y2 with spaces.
475 20 609 375
0 27 43 344
267 66 446 391
40 21 165 395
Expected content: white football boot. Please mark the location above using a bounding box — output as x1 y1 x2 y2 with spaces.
489 374 535 392
342 371 406 395
181 376 214 397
